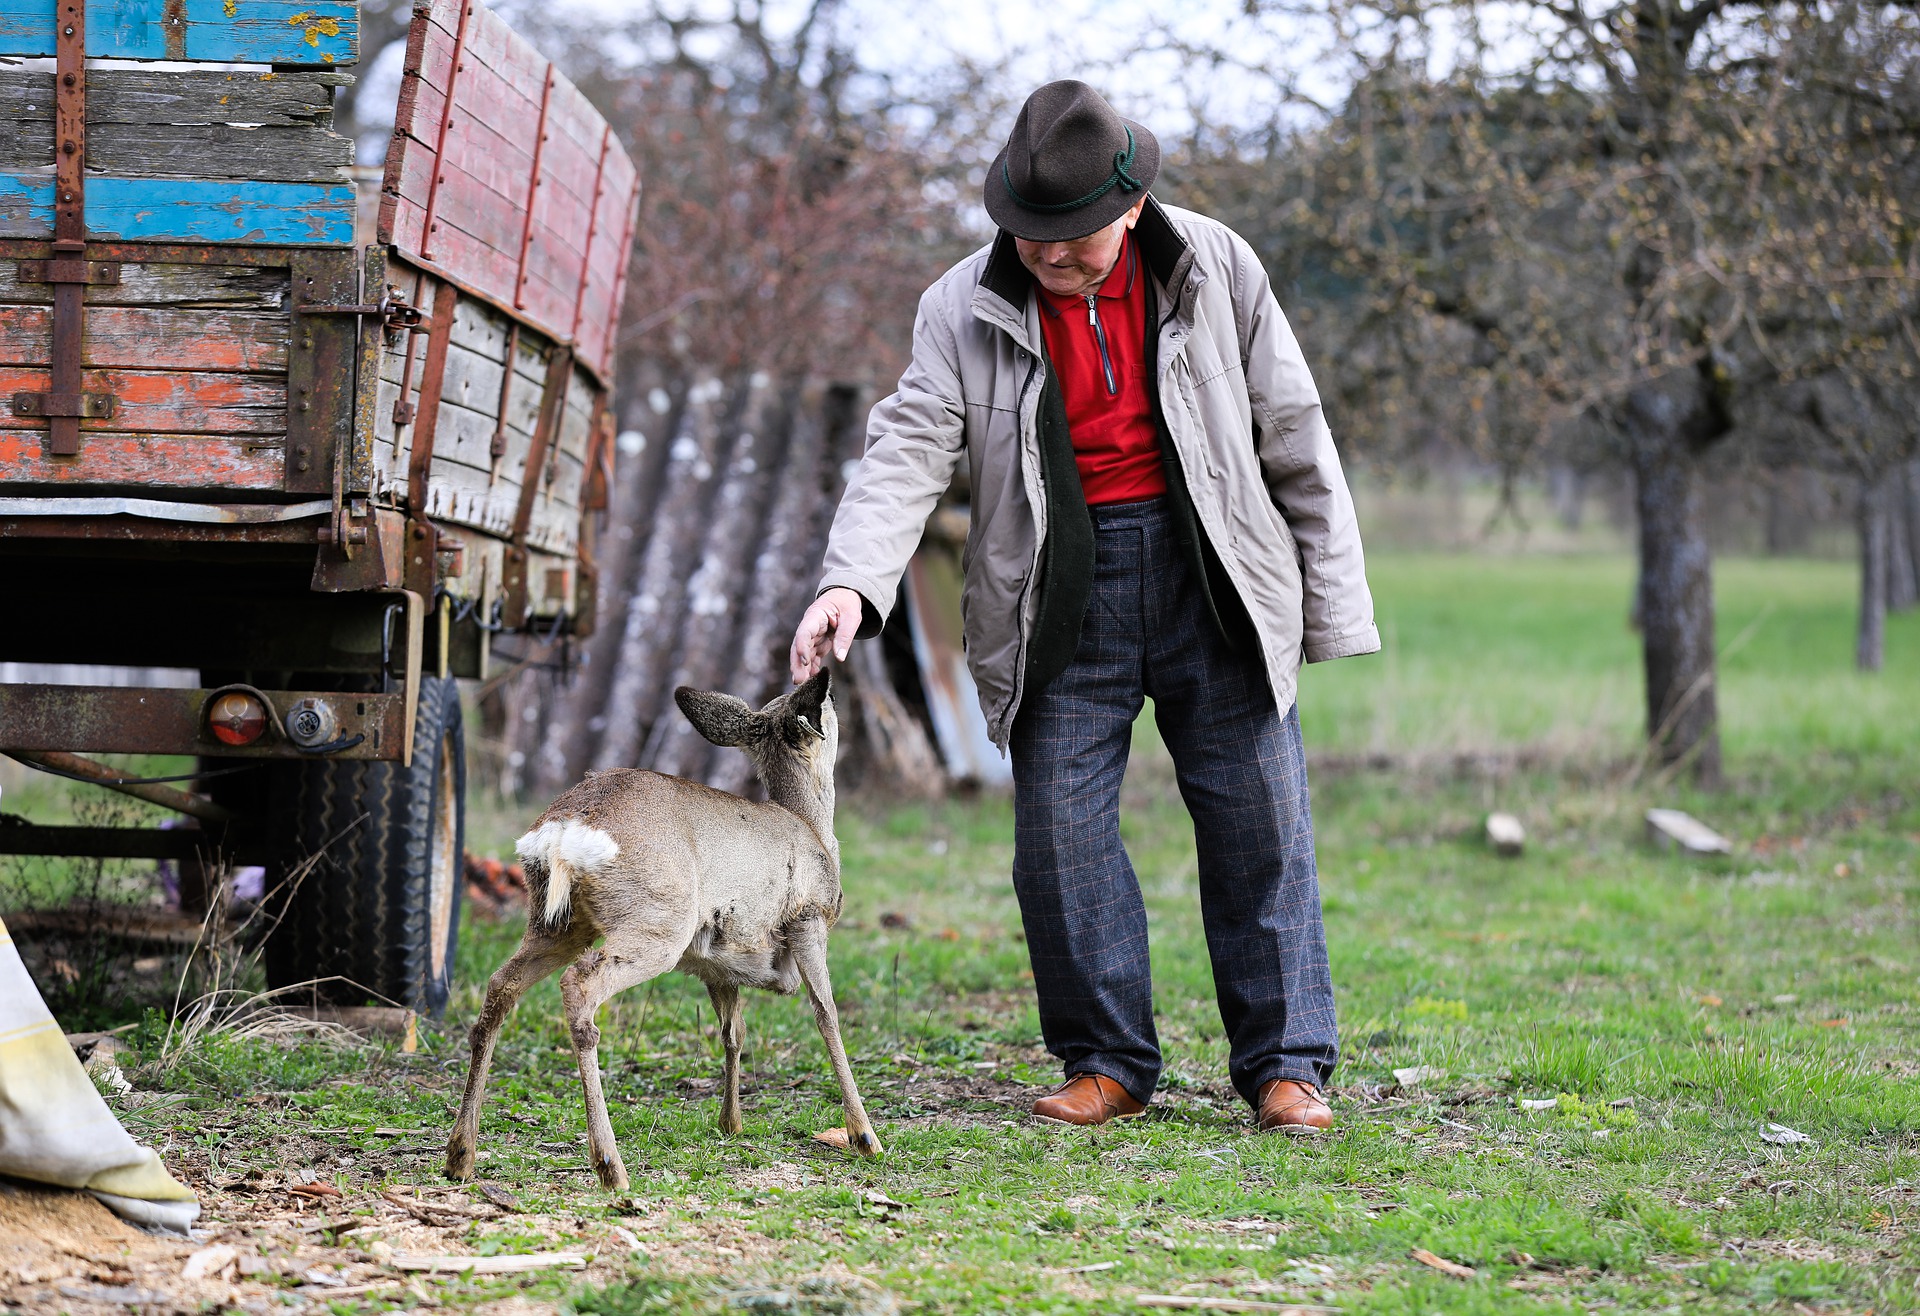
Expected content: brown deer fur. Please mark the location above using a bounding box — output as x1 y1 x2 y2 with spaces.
445 670 880 1189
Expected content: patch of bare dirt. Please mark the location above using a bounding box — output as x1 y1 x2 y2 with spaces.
0 1171 641 1314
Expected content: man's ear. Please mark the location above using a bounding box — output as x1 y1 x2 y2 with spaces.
784 668 832 741
674 687 760 747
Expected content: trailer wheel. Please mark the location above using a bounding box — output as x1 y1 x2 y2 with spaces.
264 676 465 1017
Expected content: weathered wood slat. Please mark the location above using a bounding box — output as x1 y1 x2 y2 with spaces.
0 260 289 309
0 0 357 66
575 151 637 373
0 174 354 245
0 365 283 433
0 121 353 183
0 430 284 488
379 0 636 381
0 304 287 371
0 68 348 127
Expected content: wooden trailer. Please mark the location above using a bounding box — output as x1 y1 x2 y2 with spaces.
0 0 638 1012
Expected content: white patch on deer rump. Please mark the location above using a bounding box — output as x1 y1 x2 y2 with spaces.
516 818 621 926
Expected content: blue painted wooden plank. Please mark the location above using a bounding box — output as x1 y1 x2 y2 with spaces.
0 0 356 65
0 172 354 244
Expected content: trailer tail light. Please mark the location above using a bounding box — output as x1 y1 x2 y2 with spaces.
207 691 269 746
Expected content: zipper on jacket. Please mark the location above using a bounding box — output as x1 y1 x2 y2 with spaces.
1084 295 1118 396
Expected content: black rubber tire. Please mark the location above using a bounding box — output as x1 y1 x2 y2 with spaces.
264 676 465 1017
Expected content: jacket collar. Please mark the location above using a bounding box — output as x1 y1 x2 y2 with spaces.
973 194 1196 341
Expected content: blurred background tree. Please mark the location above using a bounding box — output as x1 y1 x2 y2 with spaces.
423 0 1916 796
1164 0 1920 783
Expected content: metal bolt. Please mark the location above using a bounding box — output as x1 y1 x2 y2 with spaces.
298 401 310 412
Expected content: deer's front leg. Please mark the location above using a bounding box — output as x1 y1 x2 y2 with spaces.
708 983 745 1135
789 918 881 1157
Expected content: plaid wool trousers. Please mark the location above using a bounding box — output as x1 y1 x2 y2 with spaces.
1010 496 1339 1107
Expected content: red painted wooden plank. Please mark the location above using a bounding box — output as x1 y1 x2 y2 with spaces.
389 131 528 275
382 0 639 382
0 366 282 434
0 431 285 488
0 305 288 372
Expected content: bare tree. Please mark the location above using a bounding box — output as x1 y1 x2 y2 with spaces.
1167 0 1920 781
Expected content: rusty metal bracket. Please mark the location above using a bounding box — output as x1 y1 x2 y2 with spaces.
16 1 101 457
391 272 430 428
287 249 360 495
420 0 476 264
400 281 459 596
11 391 114 418
18 259 120 285
513 66 556 312
500 344 573 623
489 322 518 471
296 295 428 334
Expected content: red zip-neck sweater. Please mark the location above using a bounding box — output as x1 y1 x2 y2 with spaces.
1035 233 1168 506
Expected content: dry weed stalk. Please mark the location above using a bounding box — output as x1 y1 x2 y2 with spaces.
152 828 380 1074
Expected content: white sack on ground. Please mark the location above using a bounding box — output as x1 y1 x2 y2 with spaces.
0 914 199 1233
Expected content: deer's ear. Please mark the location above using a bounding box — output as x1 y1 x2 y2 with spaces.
785 669 831 741
675 687 760 747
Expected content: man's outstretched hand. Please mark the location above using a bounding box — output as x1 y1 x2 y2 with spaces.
790 587 864 684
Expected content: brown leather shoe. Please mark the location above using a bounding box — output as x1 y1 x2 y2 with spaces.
1257 1079 1333 1133
1031 1074 1146 1126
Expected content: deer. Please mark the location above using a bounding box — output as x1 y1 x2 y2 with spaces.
444 670 881 1191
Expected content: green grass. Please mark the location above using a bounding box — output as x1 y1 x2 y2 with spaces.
1300 553 1920 759
34 551 1920 1313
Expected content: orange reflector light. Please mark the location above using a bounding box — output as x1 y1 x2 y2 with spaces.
207 691 269 746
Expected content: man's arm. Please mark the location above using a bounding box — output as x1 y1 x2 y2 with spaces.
791 285 968 682
1229 234 1381 662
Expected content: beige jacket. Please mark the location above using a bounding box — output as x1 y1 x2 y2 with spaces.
818 198 1379 747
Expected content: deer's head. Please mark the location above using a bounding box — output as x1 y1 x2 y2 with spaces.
675 670 838 831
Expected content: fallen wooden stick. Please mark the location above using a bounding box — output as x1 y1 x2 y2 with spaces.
393 1253 587 1275
1135 1299 1339 1313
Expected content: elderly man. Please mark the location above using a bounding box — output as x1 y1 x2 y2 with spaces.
790 81 1378 1132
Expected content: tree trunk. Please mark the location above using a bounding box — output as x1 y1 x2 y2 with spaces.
1905 460 1920 605
1625 381 1722 786
1857 475 1890 672
1888 461 1918 613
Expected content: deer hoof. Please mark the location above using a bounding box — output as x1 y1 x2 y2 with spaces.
853 1129 883 1157
445 1143 475 1181
594 1152 629 1192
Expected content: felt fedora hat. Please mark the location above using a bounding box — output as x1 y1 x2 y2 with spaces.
985 80 1160 242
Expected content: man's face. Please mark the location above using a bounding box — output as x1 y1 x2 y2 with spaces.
1014 200 1147 298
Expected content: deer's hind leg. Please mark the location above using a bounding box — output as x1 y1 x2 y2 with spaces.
447 921 592 1180
707 983 745 1135
560 936 685 1191
789 917 882 1157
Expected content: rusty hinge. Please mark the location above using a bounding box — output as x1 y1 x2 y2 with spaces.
18 259 120 285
